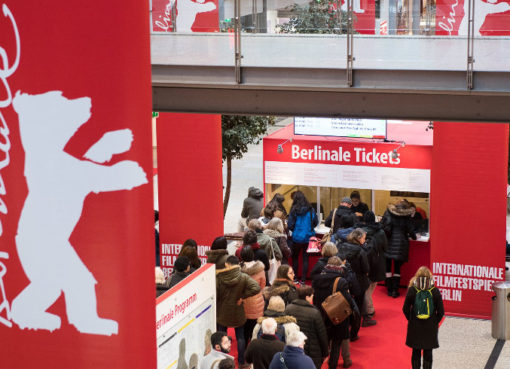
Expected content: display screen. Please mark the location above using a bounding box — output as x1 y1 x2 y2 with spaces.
294 117 387 139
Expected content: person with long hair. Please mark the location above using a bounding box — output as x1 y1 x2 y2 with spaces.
266 193 288 219
264 217 292 264
287 191 318 283
402 266 444 369
263 264 299 306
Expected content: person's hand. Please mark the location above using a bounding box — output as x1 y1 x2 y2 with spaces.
237 298 243 305
355 212 363 217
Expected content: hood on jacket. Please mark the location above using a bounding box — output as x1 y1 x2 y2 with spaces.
216 265 242 287
263 280 293 300
248 186 264 199
264 229 286 239
242 260 265 276
313 267 348 290
414 276 435 290
291 205 313 216
363 222 383 236
335 227 355 242
258 312 297 324
337 241 362 260
387 203 414 217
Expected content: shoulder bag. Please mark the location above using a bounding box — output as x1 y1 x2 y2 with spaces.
268 239 281 285
321 277 352 325
320 208 337 245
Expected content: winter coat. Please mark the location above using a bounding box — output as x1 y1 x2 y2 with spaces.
257 231 283 261
287 206 318 244
241 187 264 221
403 277 444 349
336 241 370 294
362 223 388 282
241 261 266 319
285 299 329 364
382 204 417 262
351 202 369 217
332 226 355 244
216 265 261 327
263 278 299 306
252 311 300 343
166 270 191 289
206 249 229 270
264 229 292 262
269 345 316 369
312 265 355 341
325 205 353 234
310 256 329 281
246 334 285 369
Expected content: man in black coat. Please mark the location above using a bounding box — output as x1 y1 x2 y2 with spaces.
325 197 353 234
285 285 329 369
350 191 369 220
245 318 285 369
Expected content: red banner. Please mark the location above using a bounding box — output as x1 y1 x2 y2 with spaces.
152 0 220 33
0 1 155 367
264 138 432 170
430 122 508 318
436 0 510 36
156 113 223 276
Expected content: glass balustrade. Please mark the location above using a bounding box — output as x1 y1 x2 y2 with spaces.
149 0 510 76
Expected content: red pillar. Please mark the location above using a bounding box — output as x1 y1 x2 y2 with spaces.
430 122 508 318
156 113 224 277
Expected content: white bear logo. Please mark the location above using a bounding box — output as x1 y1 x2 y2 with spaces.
10 91 148 336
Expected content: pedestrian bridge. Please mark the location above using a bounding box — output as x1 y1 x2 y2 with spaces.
151 7 510 122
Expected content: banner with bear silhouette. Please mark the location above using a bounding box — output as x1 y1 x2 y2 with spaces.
0 1 156 368
152 0 220 32
436 0 510 36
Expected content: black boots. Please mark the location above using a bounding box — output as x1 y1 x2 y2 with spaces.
422 360 433 369
362 315 377 327
391 276 401 298
386 277 392 296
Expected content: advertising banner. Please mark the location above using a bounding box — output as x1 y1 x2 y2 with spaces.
0 1 155 368
430 122 508 318
156 264 216 369
156 113 223 275
152 0 220 33
436 0 510 36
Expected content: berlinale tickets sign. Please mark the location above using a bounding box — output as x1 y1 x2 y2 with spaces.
0 2 156 368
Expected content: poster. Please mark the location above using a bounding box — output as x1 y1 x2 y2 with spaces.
436 0 510 36
152 0 220 33
157 264 216 369
0 1 155 367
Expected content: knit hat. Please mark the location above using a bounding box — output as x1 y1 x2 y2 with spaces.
267 295 285 312
341 197 352 205
174 256 190 272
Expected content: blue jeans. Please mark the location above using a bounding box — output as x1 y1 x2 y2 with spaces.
217 324 245 364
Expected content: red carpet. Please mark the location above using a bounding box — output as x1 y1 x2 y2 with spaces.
229 285 413 369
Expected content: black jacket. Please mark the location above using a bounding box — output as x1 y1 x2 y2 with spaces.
382 204 417 262
245 334 285 369
312 266 355 341
336 241 370 294
362 223 388 282
325 205 353 234
285 299 329 364
403 277 444 349
263 279 299 306
310 256 328 281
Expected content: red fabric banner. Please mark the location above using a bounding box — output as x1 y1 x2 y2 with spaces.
156 113 223 277
0 1 155 367
152 0 220 33
436 0 510 36
430 122 508 318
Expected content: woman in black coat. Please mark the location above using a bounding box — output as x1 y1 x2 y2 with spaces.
312 257 356 369
361 211 388 321
381 201 417 297
402 266 444 369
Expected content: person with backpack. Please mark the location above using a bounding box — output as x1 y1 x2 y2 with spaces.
402 266 444 369
287 191 318 283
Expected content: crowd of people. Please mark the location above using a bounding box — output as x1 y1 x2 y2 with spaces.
156 189 442 369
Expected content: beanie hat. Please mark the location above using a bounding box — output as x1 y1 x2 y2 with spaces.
341 197 352 205
174 256 190 273
267 296 285 312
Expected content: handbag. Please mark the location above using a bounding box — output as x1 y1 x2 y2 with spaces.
321 277 352 325
268 240 281 285
306 209 321 253
320 208 337 245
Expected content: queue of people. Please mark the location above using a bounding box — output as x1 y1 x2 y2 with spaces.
155 188 441 369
